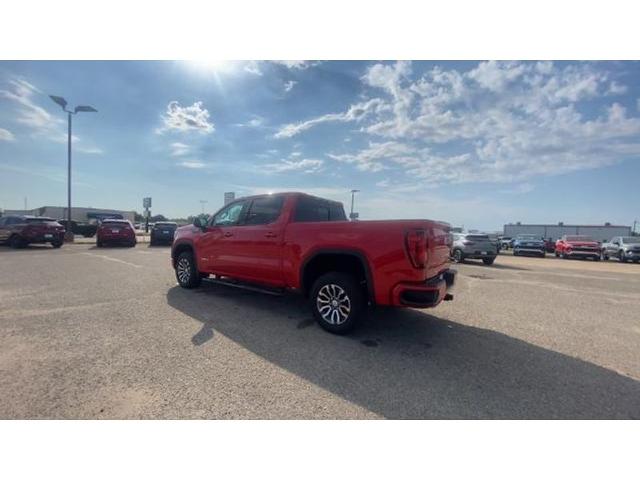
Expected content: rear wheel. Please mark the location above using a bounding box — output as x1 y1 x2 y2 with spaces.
619 250 627 263
175 251 202 289
482 257 495 265
452 249 464 263
310 272 365 334
51 240 63 248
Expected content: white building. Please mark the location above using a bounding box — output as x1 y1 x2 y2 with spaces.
3 206 136 223
503 223 632 242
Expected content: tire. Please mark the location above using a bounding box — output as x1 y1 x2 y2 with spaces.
51 240 63 248
452 249 464 263
310 272 365 334
128 240 136 248
555 251 559 257
9 235 25 249
175 251 202 289
482 257 495 265
593 256 600 261
96 239 104 248
619 250 627 263
513 249 519 256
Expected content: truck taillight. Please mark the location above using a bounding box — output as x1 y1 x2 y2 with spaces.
405 229 427 269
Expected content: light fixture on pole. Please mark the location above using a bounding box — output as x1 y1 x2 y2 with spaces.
49 95 97 242
349 189 360 220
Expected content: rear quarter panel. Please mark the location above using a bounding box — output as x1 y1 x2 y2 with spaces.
284 219 451 305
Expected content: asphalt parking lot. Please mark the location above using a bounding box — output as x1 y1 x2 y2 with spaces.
1 244 639 419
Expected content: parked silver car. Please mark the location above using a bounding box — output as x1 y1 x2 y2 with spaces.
601 236 640 263
450 233 498 265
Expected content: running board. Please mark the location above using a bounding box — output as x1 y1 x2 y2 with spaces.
204 277 285 296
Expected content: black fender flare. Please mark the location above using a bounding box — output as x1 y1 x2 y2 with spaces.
299 248 375 302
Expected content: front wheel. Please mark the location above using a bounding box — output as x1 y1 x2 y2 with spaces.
9 235 25 249
51 240 63 248
482 257 495 265
175 251 202 289
310 272 365 334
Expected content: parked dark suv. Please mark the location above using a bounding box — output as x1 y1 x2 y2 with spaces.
96 219 136 247
150 221 178 246
58 219 97 238
0 215 65 248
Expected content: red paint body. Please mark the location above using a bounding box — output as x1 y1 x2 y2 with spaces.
172 192 456 308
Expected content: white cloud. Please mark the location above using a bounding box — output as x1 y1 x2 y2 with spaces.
244 61 263 76
284 80 297 93
170 142 191 156
0 79 62 131
157 101 214 134
178 160 207 169
607 81 627 95
76 146 104 155
265 158 324 174
0 78 103 153
274 98 386 138
271 60 315 69
0 128 15 141
467 61 526 92
301 61 640 186
328 141 416 172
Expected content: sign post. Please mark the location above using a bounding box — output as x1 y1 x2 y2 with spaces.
143 197 152 233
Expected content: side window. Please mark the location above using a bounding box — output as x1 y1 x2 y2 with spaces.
212 201 246 226
329 202 347 221
245 196 284 226
294 197 329 222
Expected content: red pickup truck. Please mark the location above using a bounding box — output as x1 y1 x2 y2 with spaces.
171 192 456 333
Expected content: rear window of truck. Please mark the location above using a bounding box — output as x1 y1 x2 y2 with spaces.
293 196 347 222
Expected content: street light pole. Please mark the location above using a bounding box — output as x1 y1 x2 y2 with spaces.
67 111 72 238
49 96 97 242
350 189 359 220
199 200 208 215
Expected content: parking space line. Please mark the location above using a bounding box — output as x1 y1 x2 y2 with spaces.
79 252 143 268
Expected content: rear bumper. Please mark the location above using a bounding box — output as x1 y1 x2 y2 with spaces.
391 269 456 308
99 235 136 244
514 247 545 254
565 250 599 258
24 232 64 243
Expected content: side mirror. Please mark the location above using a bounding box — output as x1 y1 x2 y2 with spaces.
193 217 207 230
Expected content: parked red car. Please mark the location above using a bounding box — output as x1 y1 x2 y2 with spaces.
96 219 137 247
554 235 601 261
171 192 456 333
0 215 65 248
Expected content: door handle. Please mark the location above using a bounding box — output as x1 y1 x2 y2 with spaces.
264 232 276 238
224 232 233 237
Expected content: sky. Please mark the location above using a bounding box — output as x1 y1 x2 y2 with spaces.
0 60 639 231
